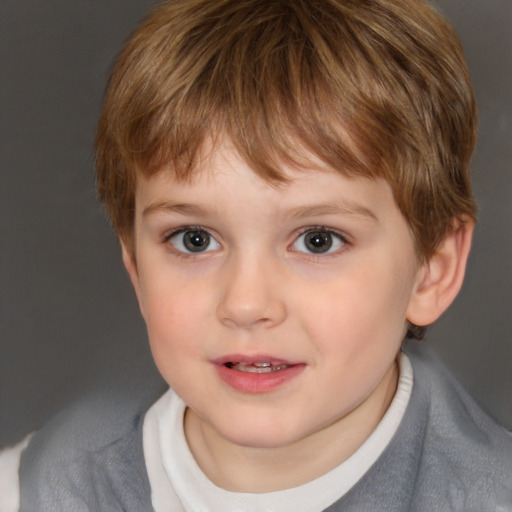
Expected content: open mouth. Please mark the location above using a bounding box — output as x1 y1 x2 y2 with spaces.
215 357 305 392
225 362 293 373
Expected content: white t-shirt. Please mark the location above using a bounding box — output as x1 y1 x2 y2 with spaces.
0 354 413 512
0 434 32 512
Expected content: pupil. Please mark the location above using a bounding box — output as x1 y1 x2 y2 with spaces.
184 230 210 252
305 231 332 253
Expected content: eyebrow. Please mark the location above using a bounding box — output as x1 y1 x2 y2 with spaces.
143 200 378 223
283 203 379 223
142 201 214 218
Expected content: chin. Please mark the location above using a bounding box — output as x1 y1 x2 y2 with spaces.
214 416 307 450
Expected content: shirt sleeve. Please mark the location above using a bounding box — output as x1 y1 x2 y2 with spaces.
0 434 33 512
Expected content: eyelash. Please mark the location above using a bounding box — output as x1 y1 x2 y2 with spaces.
162 225 350 257
162 226 219 256
291 227 349 257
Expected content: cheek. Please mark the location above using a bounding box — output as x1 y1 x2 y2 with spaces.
140 260 207 324
140 278 211 366
300 261 413 348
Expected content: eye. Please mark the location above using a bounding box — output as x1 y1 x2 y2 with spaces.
168 228 220 254
292 228 346 255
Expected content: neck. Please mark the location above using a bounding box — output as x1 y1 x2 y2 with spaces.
184 361 399 493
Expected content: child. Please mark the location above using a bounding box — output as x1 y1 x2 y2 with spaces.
8 0 512 510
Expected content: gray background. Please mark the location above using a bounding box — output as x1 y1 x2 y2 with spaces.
1 1 511 448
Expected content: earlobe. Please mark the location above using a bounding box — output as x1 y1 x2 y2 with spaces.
120 239 145 318
406 219 474 328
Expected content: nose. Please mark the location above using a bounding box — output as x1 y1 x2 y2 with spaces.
216 255 287 330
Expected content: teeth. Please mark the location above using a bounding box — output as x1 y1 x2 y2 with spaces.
227 362 291 373
238 365 274 373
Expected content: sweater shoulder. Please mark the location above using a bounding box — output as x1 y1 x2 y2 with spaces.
404 340 512 509
19 384 164 512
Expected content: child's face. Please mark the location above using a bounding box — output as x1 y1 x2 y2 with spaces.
125 142 425 452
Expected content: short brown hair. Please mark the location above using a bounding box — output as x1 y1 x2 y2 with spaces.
96 0 477 261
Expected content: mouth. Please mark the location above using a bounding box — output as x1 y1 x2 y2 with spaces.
214 355 305 392
224 361 293 373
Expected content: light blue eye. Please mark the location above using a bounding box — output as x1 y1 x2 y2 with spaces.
293 229 345 254
169 229 220 253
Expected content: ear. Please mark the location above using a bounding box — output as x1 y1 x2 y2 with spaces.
120 239 146 318
406 219 474 327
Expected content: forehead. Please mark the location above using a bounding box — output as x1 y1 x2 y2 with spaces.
135 142 403 230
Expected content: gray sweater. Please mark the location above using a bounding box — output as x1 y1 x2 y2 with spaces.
19 341 512 511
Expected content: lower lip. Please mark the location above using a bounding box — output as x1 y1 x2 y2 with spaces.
215 364 306 393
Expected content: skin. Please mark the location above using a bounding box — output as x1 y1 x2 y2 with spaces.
122 142 472 492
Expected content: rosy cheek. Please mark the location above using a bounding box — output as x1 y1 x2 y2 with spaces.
145 290 204 339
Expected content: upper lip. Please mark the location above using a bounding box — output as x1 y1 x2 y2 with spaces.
212 354 299 366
